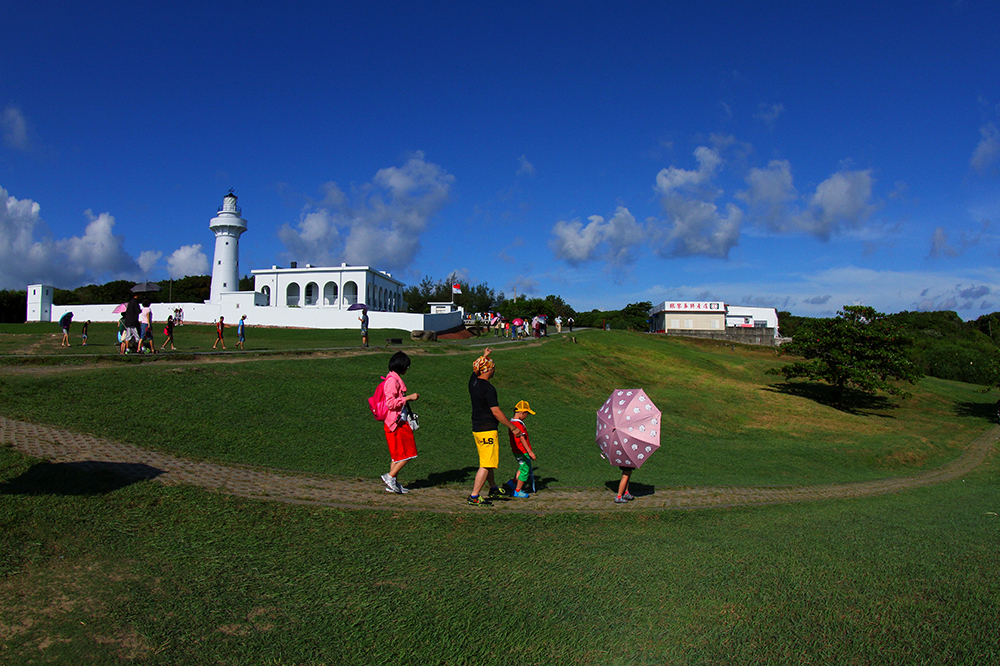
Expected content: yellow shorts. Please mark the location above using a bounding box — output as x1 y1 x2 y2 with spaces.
473 430 500 469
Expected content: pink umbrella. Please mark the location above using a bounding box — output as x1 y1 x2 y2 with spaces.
512 318 524 326
112 303 127 314
596 389 661 468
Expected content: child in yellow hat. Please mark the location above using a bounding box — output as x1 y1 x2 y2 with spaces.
506 400 537 498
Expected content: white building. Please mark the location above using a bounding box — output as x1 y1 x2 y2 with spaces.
649 300 781 343
649 300 727 333
251 263 406 312
32 192 461 333
725 305 780 335
209 191 247 303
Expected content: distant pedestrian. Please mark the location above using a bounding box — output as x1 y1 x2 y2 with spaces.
81 320 90 346
59 312 73 346
161 316 176 350
213 316 226 350
237 315 247 350
359 308 369 347
555 316 562 334
140 320 157 354
121 294 141 354
139 302 152 340
378 351 420 494
568 316 574 332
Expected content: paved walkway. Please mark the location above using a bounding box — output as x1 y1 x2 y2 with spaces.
2 415 996 513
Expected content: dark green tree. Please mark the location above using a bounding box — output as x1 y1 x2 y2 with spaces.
0 289 27 323
768 305 923 405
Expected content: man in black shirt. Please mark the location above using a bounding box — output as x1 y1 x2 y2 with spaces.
121 294 141 354
467 348 526 506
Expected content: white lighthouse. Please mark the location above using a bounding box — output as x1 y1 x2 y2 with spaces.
209 190 248 303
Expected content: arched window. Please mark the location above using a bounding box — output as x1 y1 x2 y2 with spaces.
323 282 338 306
286 283 300 307
261 285 271 306
343 281 358 306
304 282 319 306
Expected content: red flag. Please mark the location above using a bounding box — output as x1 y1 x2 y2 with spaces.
452 284 462 294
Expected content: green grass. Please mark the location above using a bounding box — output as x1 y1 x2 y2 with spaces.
2 328 1000 664
0 322 420 357
0 330 992 487
3 446 999 665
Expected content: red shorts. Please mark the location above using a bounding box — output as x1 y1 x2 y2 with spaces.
384 422 417 463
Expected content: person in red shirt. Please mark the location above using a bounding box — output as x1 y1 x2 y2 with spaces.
506 400 537 498
213 316 226 350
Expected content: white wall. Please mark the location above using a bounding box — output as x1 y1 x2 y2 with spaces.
48 296 462 333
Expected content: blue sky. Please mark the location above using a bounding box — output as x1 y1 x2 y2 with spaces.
2 1 1000 318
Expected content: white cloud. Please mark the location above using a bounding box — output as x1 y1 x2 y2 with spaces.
549 206 646 267
793 169 877 239
754 102 784 124
166 244 209 278
1 106 30 152
651 266 1000 318
549 215 606 265
508 275 539 296
653 144 741 258
138 250 163 274
0 186 140 289
737 159 797 231
516 155 536 177
928 227 959 258
654 145 723 197
656 198 743 259
278 152 454 273
971 122 1000 172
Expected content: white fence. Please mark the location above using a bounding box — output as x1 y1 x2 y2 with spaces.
48 299 463 333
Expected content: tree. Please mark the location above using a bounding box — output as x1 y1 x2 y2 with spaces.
768 305 923 405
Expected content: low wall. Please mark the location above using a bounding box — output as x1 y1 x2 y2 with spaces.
657 327 780 346
48 301 463 333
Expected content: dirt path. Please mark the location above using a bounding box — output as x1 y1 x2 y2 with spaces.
2 415 996 513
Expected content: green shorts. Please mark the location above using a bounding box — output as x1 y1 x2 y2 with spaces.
514 453 531 482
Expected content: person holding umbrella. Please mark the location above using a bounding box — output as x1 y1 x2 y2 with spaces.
596 389 662 504
59 311 73 346
121 294 141 354
359 307 369 348
467 348 525 506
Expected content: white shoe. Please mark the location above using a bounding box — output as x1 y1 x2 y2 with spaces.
380 473 396 492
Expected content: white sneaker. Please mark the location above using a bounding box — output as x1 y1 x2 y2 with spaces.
380 473 396 492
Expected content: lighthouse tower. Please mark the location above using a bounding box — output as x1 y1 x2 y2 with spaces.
209 191 248 303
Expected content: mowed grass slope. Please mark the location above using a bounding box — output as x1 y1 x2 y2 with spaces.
2 447 999 665
2 329 1000 664
0 329 993 487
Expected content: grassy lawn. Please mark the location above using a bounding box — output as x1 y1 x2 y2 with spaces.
0 322 420 357
2 327 999 664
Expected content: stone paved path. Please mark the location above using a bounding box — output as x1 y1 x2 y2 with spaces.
2 415 996 513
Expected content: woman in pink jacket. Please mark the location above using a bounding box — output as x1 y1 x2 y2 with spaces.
380 351 420 494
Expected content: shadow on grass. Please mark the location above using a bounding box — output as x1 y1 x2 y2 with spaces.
407 466 480 489
763 382 900 416
954 399 999 424
0 461 163 496
603 480 655 497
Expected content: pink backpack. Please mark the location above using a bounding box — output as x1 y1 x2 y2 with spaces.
368 376 389 420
